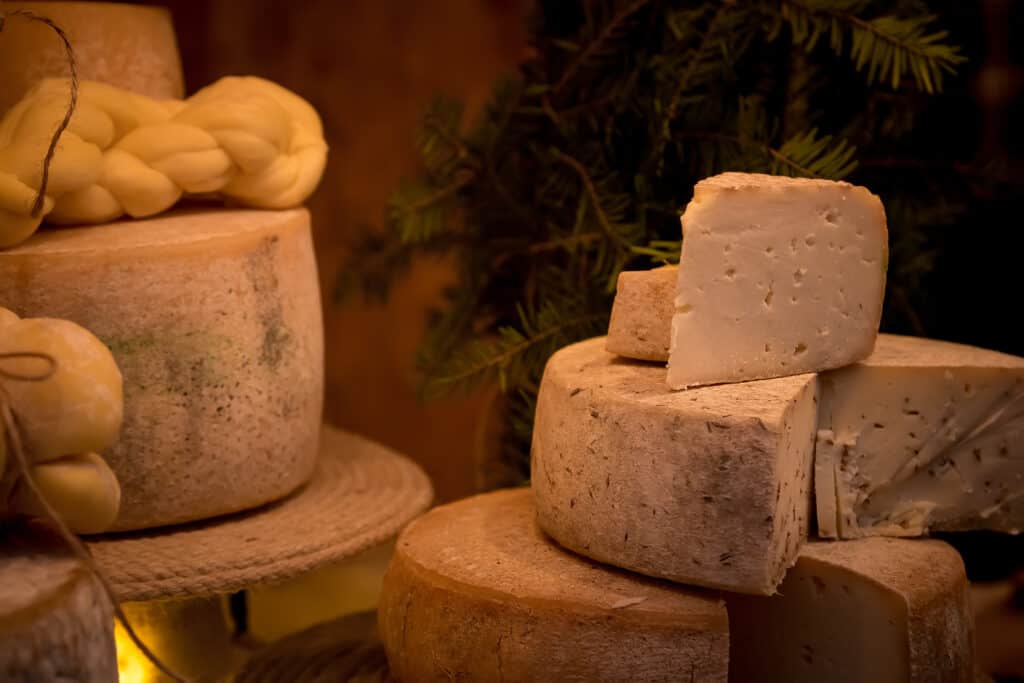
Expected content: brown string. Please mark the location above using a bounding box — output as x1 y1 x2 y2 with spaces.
0 351 187 682
0 9 80 217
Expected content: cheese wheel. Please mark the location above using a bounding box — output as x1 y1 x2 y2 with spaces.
0 520 116 681
0 2 184 115
0 209 324 530
379 488 729 683
727 537 974 683
532 337 817 595
606 265 676 361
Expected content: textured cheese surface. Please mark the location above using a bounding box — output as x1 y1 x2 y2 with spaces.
0 209 324 530
668 172 887 389
816 334 1024 538
379 488 728 683
0 2 184 115
531 337 818 595
606 265 677 361
0 521 116 681
727 537 974 683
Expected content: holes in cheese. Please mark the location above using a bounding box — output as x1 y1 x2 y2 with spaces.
816 334 1024 538
667 173 887 389
531 337 817 595
0 520 117 680
378 488 729 682
727 537 973 683
0 209 324 531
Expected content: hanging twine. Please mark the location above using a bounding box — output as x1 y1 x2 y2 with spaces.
0 9 79 217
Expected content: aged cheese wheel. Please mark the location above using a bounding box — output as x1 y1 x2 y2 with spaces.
0 520 116 681
0 209 324 530
0 2 184 115
532 336 817 595
606 265 676 361
727 537 974 683
379 488 729 683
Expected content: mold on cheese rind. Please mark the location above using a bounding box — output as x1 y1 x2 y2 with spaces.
667 172 887 390
727 537 974 683
532 336 818 595
815 334 1024 538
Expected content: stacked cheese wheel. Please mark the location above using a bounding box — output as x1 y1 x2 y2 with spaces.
377 173 1014 681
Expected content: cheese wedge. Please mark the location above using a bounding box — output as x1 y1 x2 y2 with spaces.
816 334 1024 538
0 520 116 681
0 2 184 115
606 265 677 361
532 337 817 595
0 209 324 530
378 488 729 683
667 173 887 389
727 537 974 683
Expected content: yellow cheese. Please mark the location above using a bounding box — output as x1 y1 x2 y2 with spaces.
532 337 817 595
379 488 729 682
606 265 676 361
0 1 184 115
0 520 116 681
0 209 324 530
727 537 974 683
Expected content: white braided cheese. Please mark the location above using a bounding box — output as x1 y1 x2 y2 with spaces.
0 76 327 248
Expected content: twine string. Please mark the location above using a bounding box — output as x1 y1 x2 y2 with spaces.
0 9 80 217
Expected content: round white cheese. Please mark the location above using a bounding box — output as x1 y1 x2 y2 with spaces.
0 1 184 115
0 209 324 530
533 336 818 595
0 521 116 681
378 488 729 682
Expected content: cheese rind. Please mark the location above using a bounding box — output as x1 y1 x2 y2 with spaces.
606 265 677 361
0 209 324 530
0 2 184 115
531 337 818 594
378 488 729 683
667 172 887 389
0 521 117 681
816 334 1024 538
727 537 974 683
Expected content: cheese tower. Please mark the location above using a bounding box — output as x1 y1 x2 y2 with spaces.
0 1 184 115
667 173 888 389
606 265 676 362
531 336 817 595
0 521 117 681
727 537 974 682
378 488 729 682
0 209 323 530
816 334 1024 538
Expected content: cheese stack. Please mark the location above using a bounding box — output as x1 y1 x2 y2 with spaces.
380 172 991 681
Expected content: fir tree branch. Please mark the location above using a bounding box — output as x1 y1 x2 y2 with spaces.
552 0 651 95
550 148 634 249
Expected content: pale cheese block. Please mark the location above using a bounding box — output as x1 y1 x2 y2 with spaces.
0 209 324 530
0 520 117 681
606 265 677 361
727 537 974 683
531 336 818 595
378 488 729 683
816 334 1024 538
0 2 184 115
667 172 888 389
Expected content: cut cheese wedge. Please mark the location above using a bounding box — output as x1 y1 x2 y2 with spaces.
727 537 974 683
0 1 184 115
378 488 729 683
816 334 1024 538
0 520 116 681
667 172 887 389
532 337 817 595
0 209 324 530
606 265 676 361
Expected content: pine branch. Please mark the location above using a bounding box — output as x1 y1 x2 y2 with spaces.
677 128 858 179
551 0 652 95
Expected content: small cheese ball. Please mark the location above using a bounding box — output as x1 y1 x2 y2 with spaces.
12 452 121 534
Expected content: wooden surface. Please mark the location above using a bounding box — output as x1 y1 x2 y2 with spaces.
155 0 531 502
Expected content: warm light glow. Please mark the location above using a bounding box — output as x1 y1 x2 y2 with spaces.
115 621 152 683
